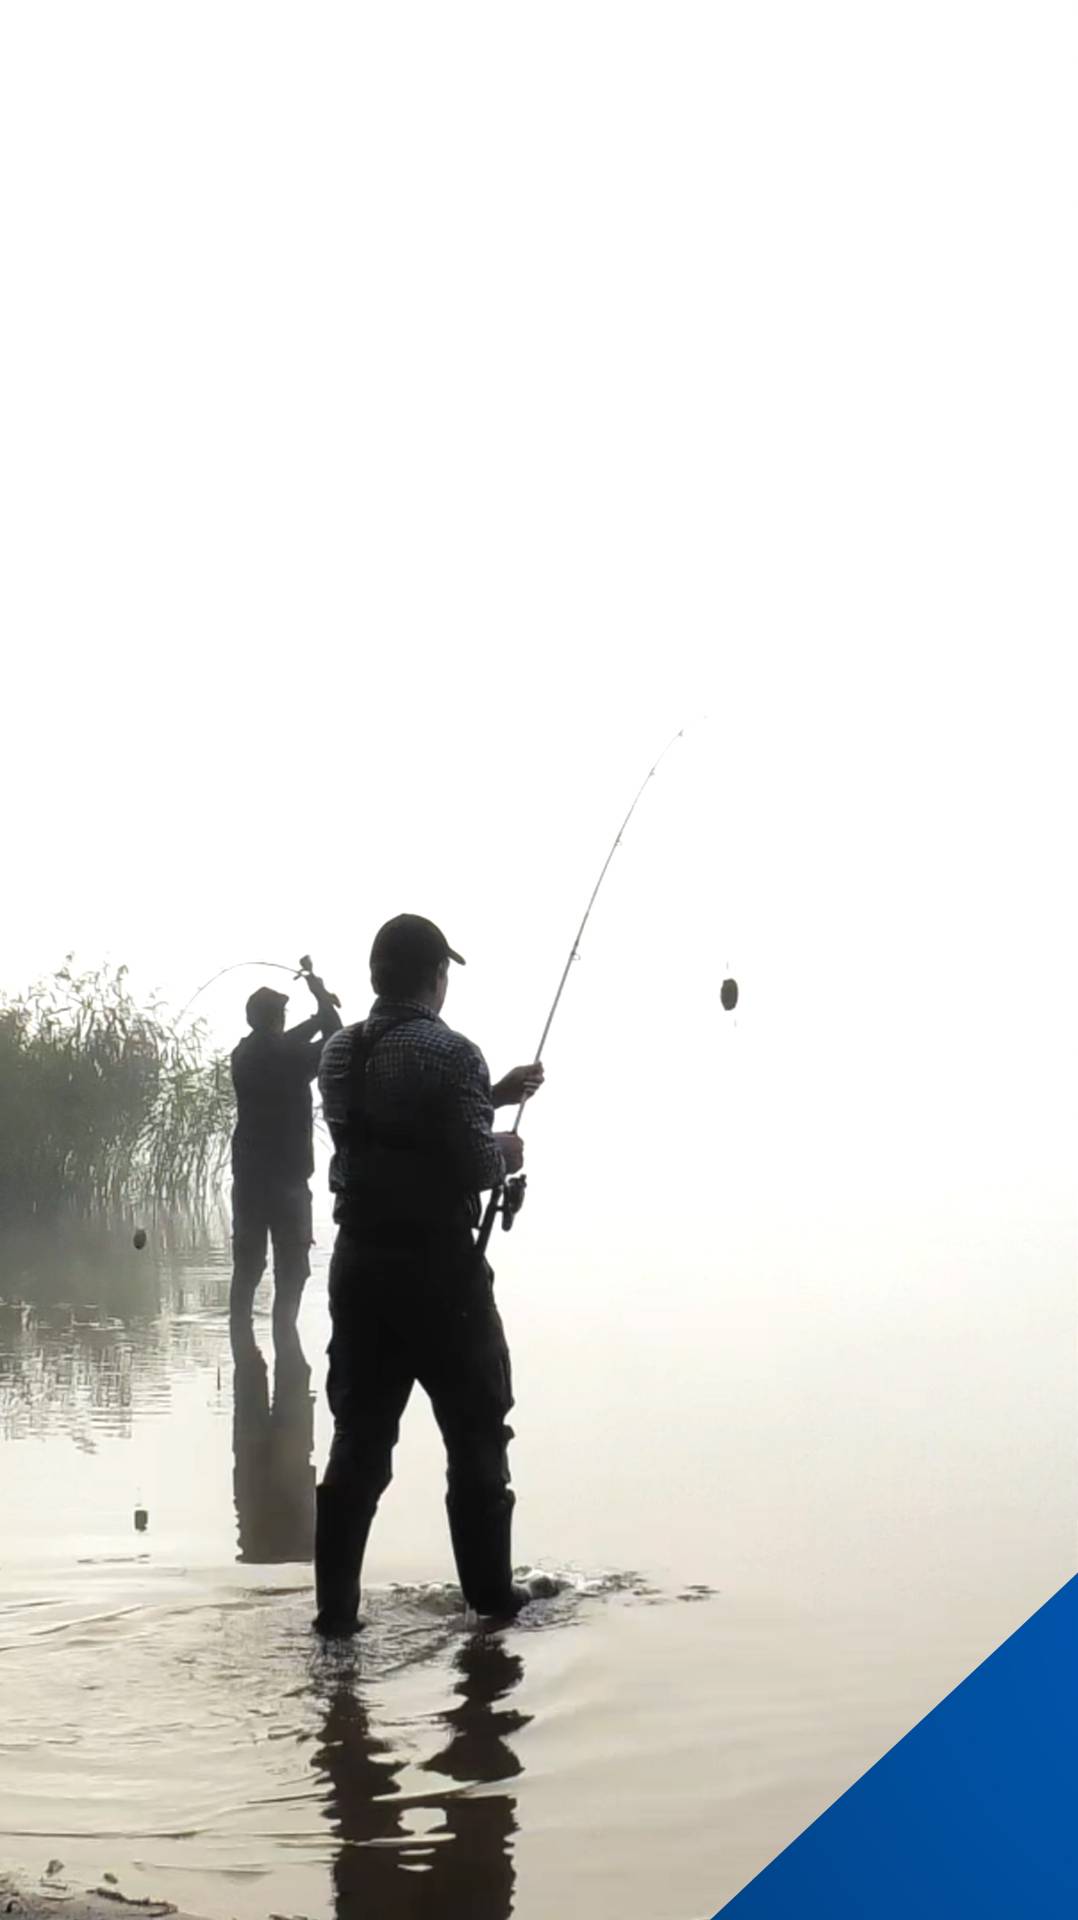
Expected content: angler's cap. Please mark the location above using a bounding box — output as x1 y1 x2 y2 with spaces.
246 985 289 1029
370 914 465 979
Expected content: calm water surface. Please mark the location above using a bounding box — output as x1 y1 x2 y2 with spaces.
1 1219 1073 1919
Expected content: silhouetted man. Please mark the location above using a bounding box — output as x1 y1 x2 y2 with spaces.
313 914 542 1636
230 969 341 1332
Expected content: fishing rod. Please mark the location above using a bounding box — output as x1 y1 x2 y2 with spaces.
178 955 339 1024
476 727 738 1258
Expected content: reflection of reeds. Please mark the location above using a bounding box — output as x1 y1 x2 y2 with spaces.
0 1246 234 1443
0 959 235 1226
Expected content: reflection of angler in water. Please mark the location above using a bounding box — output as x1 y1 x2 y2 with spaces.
231 1320 316 1564
313 1632 529 1920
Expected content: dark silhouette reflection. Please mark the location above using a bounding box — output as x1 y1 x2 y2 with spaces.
230 1318 315 1563
313 1634 530 1918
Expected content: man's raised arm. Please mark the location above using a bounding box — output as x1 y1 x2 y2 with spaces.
288 972 343 1072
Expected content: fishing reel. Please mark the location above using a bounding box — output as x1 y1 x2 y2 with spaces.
296 954 341 1008
497 1174 527 1233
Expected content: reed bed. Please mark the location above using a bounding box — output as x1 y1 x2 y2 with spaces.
0 961 234 1227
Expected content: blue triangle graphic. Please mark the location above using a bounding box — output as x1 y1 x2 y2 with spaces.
713 1572 1078 1918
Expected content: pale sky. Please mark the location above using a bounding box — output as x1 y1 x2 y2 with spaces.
1 3 1075 1282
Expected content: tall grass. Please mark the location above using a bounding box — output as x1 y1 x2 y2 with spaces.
0 960 235 1227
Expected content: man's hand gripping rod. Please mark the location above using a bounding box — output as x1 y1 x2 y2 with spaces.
295 955 341 1008
475 728 687 1260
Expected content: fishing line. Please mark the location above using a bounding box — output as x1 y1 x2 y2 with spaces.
476 723 738 1257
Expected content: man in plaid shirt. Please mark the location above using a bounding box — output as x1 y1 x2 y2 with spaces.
314 914 543 1636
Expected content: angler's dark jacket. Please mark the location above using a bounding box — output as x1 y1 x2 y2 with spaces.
318 999 506 1241
231 1012 338 1186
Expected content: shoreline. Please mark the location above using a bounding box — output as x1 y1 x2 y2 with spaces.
1 1875 199 1920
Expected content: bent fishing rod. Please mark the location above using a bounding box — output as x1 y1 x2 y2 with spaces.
476 727 737 1258
178 954 338 1024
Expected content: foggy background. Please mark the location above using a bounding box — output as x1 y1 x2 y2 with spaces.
2 3 1075 1618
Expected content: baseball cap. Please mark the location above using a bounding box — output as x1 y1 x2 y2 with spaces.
245 985 289 1028
369 914 465 977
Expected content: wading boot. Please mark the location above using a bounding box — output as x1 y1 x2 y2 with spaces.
448 1499 531 1620
313 1483 371 1638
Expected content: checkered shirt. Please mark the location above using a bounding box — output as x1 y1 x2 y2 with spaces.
318 998 506 1227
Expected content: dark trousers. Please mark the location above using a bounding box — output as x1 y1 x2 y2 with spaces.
316 1228 517 1618
230 1176 312 1333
